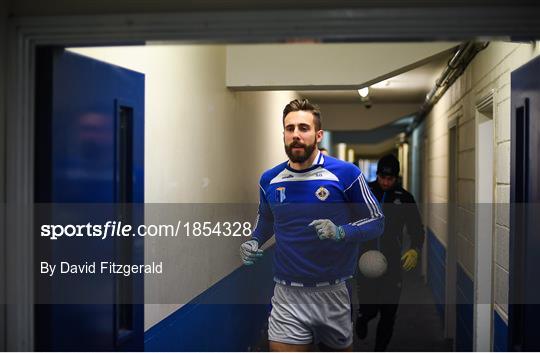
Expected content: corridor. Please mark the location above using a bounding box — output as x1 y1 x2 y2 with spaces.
1 3 540 350
27 40 540 352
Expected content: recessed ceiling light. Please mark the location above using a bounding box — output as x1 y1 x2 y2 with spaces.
358 87 369 98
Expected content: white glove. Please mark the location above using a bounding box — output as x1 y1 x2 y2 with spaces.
309 219 345 241
240 239 263 265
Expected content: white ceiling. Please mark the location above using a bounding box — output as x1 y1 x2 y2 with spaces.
296 47 456 156
297 50 452 105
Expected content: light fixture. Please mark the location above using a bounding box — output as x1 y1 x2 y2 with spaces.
357 87 372 109
358 87 369 98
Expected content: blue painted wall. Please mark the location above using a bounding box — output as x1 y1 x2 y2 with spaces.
455 265 473 352
427 228 446 320
144 247 275 351
493 310 509 352
427 228 474 351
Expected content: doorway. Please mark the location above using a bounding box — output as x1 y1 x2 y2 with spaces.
34 48 145 351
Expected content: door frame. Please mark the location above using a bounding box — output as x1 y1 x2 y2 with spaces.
422 134 429 280
446 114 459 346
474 90 495 351
4 5 540 350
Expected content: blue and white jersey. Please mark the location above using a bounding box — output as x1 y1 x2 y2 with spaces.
252 152 384 285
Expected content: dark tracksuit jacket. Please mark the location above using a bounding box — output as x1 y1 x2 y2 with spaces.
361 180 425 280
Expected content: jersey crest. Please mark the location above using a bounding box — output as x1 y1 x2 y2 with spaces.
315 186 330 201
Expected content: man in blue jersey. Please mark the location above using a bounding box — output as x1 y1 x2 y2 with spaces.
240 99 384 352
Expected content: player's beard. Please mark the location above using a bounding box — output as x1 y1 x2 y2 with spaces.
285 139 317 164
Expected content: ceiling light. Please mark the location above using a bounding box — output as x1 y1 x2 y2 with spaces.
358 87 369 98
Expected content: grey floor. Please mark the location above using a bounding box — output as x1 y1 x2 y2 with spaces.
353 271 453 352
254 270 453 352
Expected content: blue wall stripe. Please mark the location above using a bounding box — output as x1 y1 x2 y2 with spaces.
428 228 446 261
457 265 473 301
456 314 473 352
427 228 475 352
429 240 446 265
428 268 445 303
456 264 473 352
427 228 446 321
428 261 445 292
493 310 509 352
144 247 276 351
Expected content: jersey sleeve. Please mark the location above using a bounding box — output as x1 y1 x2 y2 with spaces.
340 172 384 242
251 184 274 245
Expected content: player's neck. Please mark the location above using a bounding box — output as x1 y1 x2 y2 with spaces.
289 150 319 171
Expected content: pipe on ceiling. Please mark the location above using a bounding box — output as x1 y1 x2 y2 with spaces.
406 40 489 135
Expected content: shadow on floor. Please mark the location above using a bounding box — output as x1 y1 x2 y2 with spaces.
353 271 453 352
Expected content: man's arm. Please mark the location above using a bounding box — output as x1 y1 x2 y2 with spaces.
400 191 425 270
240 184 274 265
340 172 384 242
251 184 274 246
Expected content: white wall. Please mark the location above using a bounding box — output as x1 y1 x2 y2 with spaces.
349 137 396 158
425 100 450 248
69 45 297 330
424 41 540 326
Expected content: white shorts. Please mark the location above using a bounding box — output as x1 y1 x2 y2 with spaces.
268 282 353 349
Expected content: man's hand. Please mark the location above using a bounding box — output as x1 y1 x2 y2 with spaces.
401 248 419 271
240 239 263 265
309 219 345 241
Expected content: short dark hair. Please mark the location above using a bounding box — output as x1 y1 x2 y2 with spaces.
282 99 322 131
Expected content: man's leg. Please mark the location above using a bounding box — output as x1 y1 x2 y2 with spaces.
318 341 353 352
268 284 314 351
269 341 312 352
315 283 354 351
373 279 402 351
356 303 378 339
355 273 380 339
374 303 399 351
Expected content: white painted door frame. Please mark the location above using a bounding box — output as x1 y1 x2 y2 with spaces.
446 115 459 347
474 90 495 352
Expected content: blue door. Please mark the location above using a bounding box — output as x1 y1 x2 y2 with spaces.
509 55 540 352
35 48 144 351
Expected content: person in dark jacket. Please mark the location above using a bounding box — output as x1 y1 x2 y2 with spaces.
355 154 425 351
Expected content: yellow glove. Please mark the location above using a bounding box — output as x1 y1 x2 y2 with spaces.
401 249 419 271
